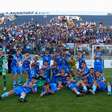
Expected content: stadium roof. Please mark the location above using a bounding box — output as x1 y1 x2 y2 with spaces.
0 0 112 15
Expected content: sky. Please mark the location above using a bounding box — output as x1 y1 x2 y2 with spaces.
0 0 112 15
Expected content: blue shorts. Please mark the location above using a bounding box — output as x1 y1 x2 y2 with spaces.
68 83 77 90
88 81 94 86
12 67 23 75
97 81 106 90
94 61 103 73
94 66 103 73
23 67 30 74
13 86 31 95
12 67 18 75
50 83 57 92
17 67 23 75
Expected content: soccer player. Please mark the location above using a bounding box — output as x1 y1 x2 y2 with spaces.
86 68 95 89
61 56 71 74
32 55 40 74
11 49 23 88
55 53 63 71
41 61 51 82
0 77 38 102
28 63 37 82
0 47 7 91
40 82 54 97
49 61 59 93
22 53 31 79
77 50 85 69
81 61 89 77
36 69 47 93
73 70 88 93
16 49 23 85
50 60 59 82
89 71 106 94
56 69 68 90
94 46 104 73
36 69 46 88
66 75 83 96
69 55 77 73
42 50 51 65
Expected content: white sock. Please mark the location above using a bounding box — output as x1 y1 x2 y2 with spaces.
83 85 87 92
92 85 97 92
108 85 111 93
20 93 26 99
1 92 9 98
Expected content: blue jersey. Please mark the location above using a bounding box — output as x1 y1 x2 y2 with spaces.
83 67 89 76
16 53 23 61
96 75 105 82
87 74 95 85
55 55 63 66
33 61 39 74
56 56 70 72
11 57 18 75
56 75 67 85
51 66 59 83
44 67 51 82
62 65 71 73
96 75 106 90
62 58 68 66
16 54 23 74
28 68 37 81
11 55 23 75
51 66 59 76
11 57 17 68
43 55 51 65
35 62 39 74
65 53 71 61
78 57 85 69
22 59 30 71
95 51 102 59
62 58 70 70
12 54 23 67
94 59 103 73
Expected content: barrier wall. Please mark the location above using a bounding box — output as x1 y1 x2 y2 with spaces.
80 60 112 68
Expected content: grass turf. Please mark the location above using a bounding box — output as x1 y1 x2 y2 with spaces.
0 69 112 112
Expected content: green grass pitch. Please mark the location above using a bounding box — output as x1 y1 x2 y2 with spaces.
0 69 112 112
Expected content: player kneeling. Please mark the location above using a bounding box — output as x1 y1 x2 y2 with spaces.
40 82 57 97
89 71 106 94
66 76 83 96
